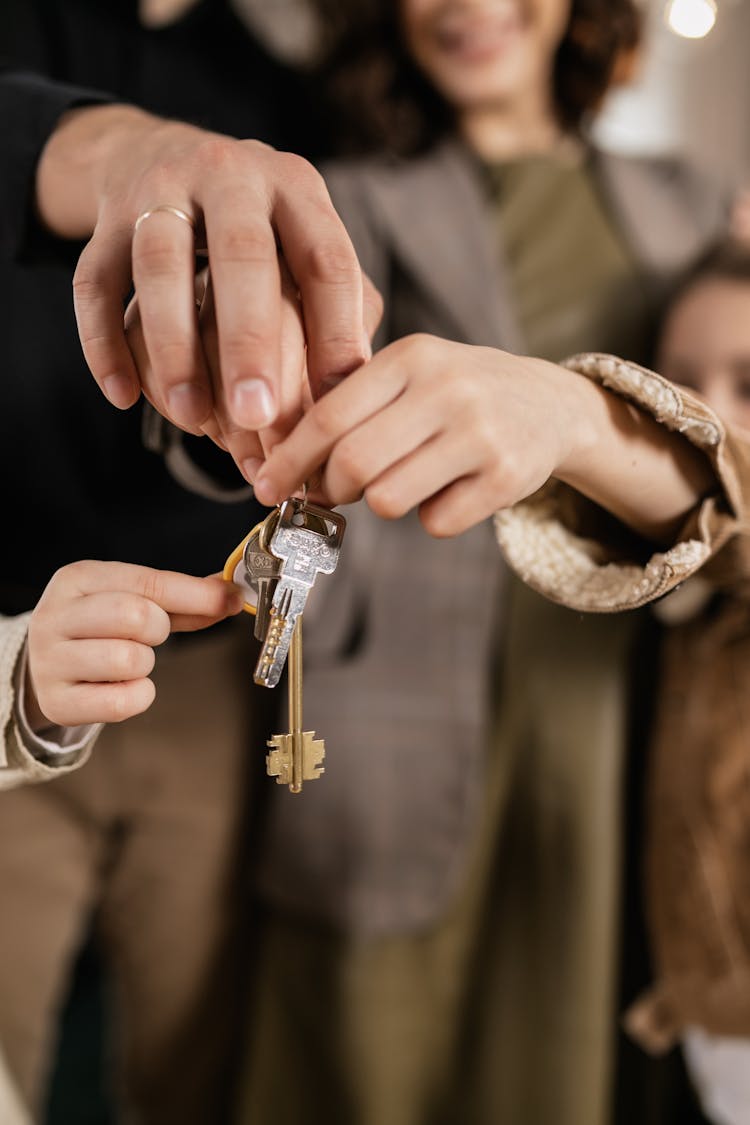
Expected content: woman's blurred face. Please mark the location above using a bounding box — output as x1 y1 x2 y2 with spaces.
400 0 572 113
658 278 750 432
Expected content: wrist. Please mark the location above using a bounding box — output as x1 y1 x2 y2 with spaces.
35 103 156 239
530 359 603 485
22 661 52 736
549 358 714 543
555 366 620 490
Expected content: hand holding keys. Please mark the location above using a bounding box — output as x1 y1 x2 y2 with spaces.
224 497 346 793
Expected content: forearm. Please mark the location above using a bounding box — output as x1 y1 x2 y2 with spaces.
554 365 715 545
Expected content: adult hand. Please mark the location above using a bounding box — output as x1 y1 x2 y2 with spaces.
124 259 383 479
35 104 372 439
26 562 244 728
252 335 712 542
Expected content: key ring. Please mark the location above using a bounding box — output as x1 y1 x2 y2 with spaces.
259 507 281 554
222 524 262 615
222 508 281 615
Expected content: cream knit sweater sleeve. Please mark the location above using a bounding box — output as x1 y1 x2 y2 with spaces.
0 613 96 790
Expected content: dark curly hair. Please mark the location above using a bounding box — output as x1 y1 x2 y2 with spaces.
311 0 642 156
668 240 750 312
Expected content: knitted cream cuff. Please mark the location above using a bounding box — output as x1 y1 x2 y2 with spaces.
494 353 736 614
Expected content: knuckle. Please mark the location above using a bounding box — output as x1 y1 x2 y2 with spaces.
72 242 102 292
106 686 134 724
330 439 365 489
45 563 73 593
212 223 274 265
195 135 242 174
469 414 498 456
302 241 361 287
277 150 322 188
487 449 518 498
309 400 346 444
71 273 100 310
264 445 300 486
54 560 90 591
418 503 454 539
147 335 195 373
111 642 138 679
133 678 157 716
151 609 172 646
41 679 83 726
221 326 274 368
133 233 183 277
365 480 407 521
239 137 274 159
398 333 436 365
137 568 165 607
118 596 151 637
364 276 384 318
40 691 67 727
140 154 190 199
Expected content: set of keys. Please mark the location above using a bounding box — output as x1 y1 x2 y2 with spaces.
224 497 346 794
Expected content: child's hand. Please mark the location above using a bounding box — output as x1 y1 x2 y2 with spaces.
26 562 244 729
252 335 590 537
253 335 711 545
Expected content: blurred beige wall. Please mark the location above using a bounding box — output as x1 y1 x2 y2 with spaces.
595 0 750 190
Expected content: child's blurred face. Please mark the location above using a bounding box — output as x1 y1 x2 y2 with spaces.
400 0 571 113
658 278 750 431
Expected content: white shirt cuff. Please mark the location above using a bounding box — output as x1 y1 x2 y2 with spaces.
13 643 101 760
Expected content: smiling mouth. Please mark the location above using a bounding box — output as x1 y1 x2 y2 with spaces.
434 6 525 62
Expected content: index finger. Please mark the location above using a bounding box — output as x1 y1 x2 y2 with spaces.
64 561 243 618
253 347 405 506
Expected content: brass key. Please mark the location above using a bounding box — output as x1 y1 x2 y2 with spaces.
266 616 325 794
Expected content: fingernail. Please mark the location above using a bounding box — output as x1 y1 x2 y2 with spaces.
231 379 275 428
241 457 263 482
362 331 373 362
103 374 136 410
253 469 277 507
167 382 211 427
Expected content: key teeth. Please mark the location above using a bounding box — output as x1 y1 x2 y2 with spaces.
266 733 326 788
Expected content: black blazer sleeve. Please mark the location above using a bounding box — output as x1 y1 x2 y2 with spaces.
0 67 111 260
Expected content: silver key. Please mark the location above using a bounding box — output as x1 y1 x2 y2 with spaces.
254 497 345 688
243 520 280 642
244 507 332 642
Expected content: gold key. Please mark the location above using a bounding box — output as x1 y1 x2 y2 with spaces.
266 616 325 794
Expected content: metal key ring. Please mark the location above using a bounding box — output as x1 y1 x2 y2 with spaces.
259 507 281 555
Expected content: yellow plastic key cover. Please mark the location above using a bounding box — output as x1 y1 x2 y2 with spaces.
223 523 264 616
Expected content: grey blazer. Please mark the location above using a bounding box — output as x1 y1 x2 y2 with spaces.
254 140 725 935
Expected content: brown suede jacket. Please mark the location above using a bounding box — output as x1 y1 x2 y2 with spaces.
497 352 750 1051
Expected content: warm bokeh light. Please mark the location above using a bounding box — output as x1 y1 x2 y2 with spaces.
665 0 718 39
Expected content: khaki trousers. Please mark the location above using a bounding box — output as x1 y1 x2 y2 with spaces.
0 622 257 1123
